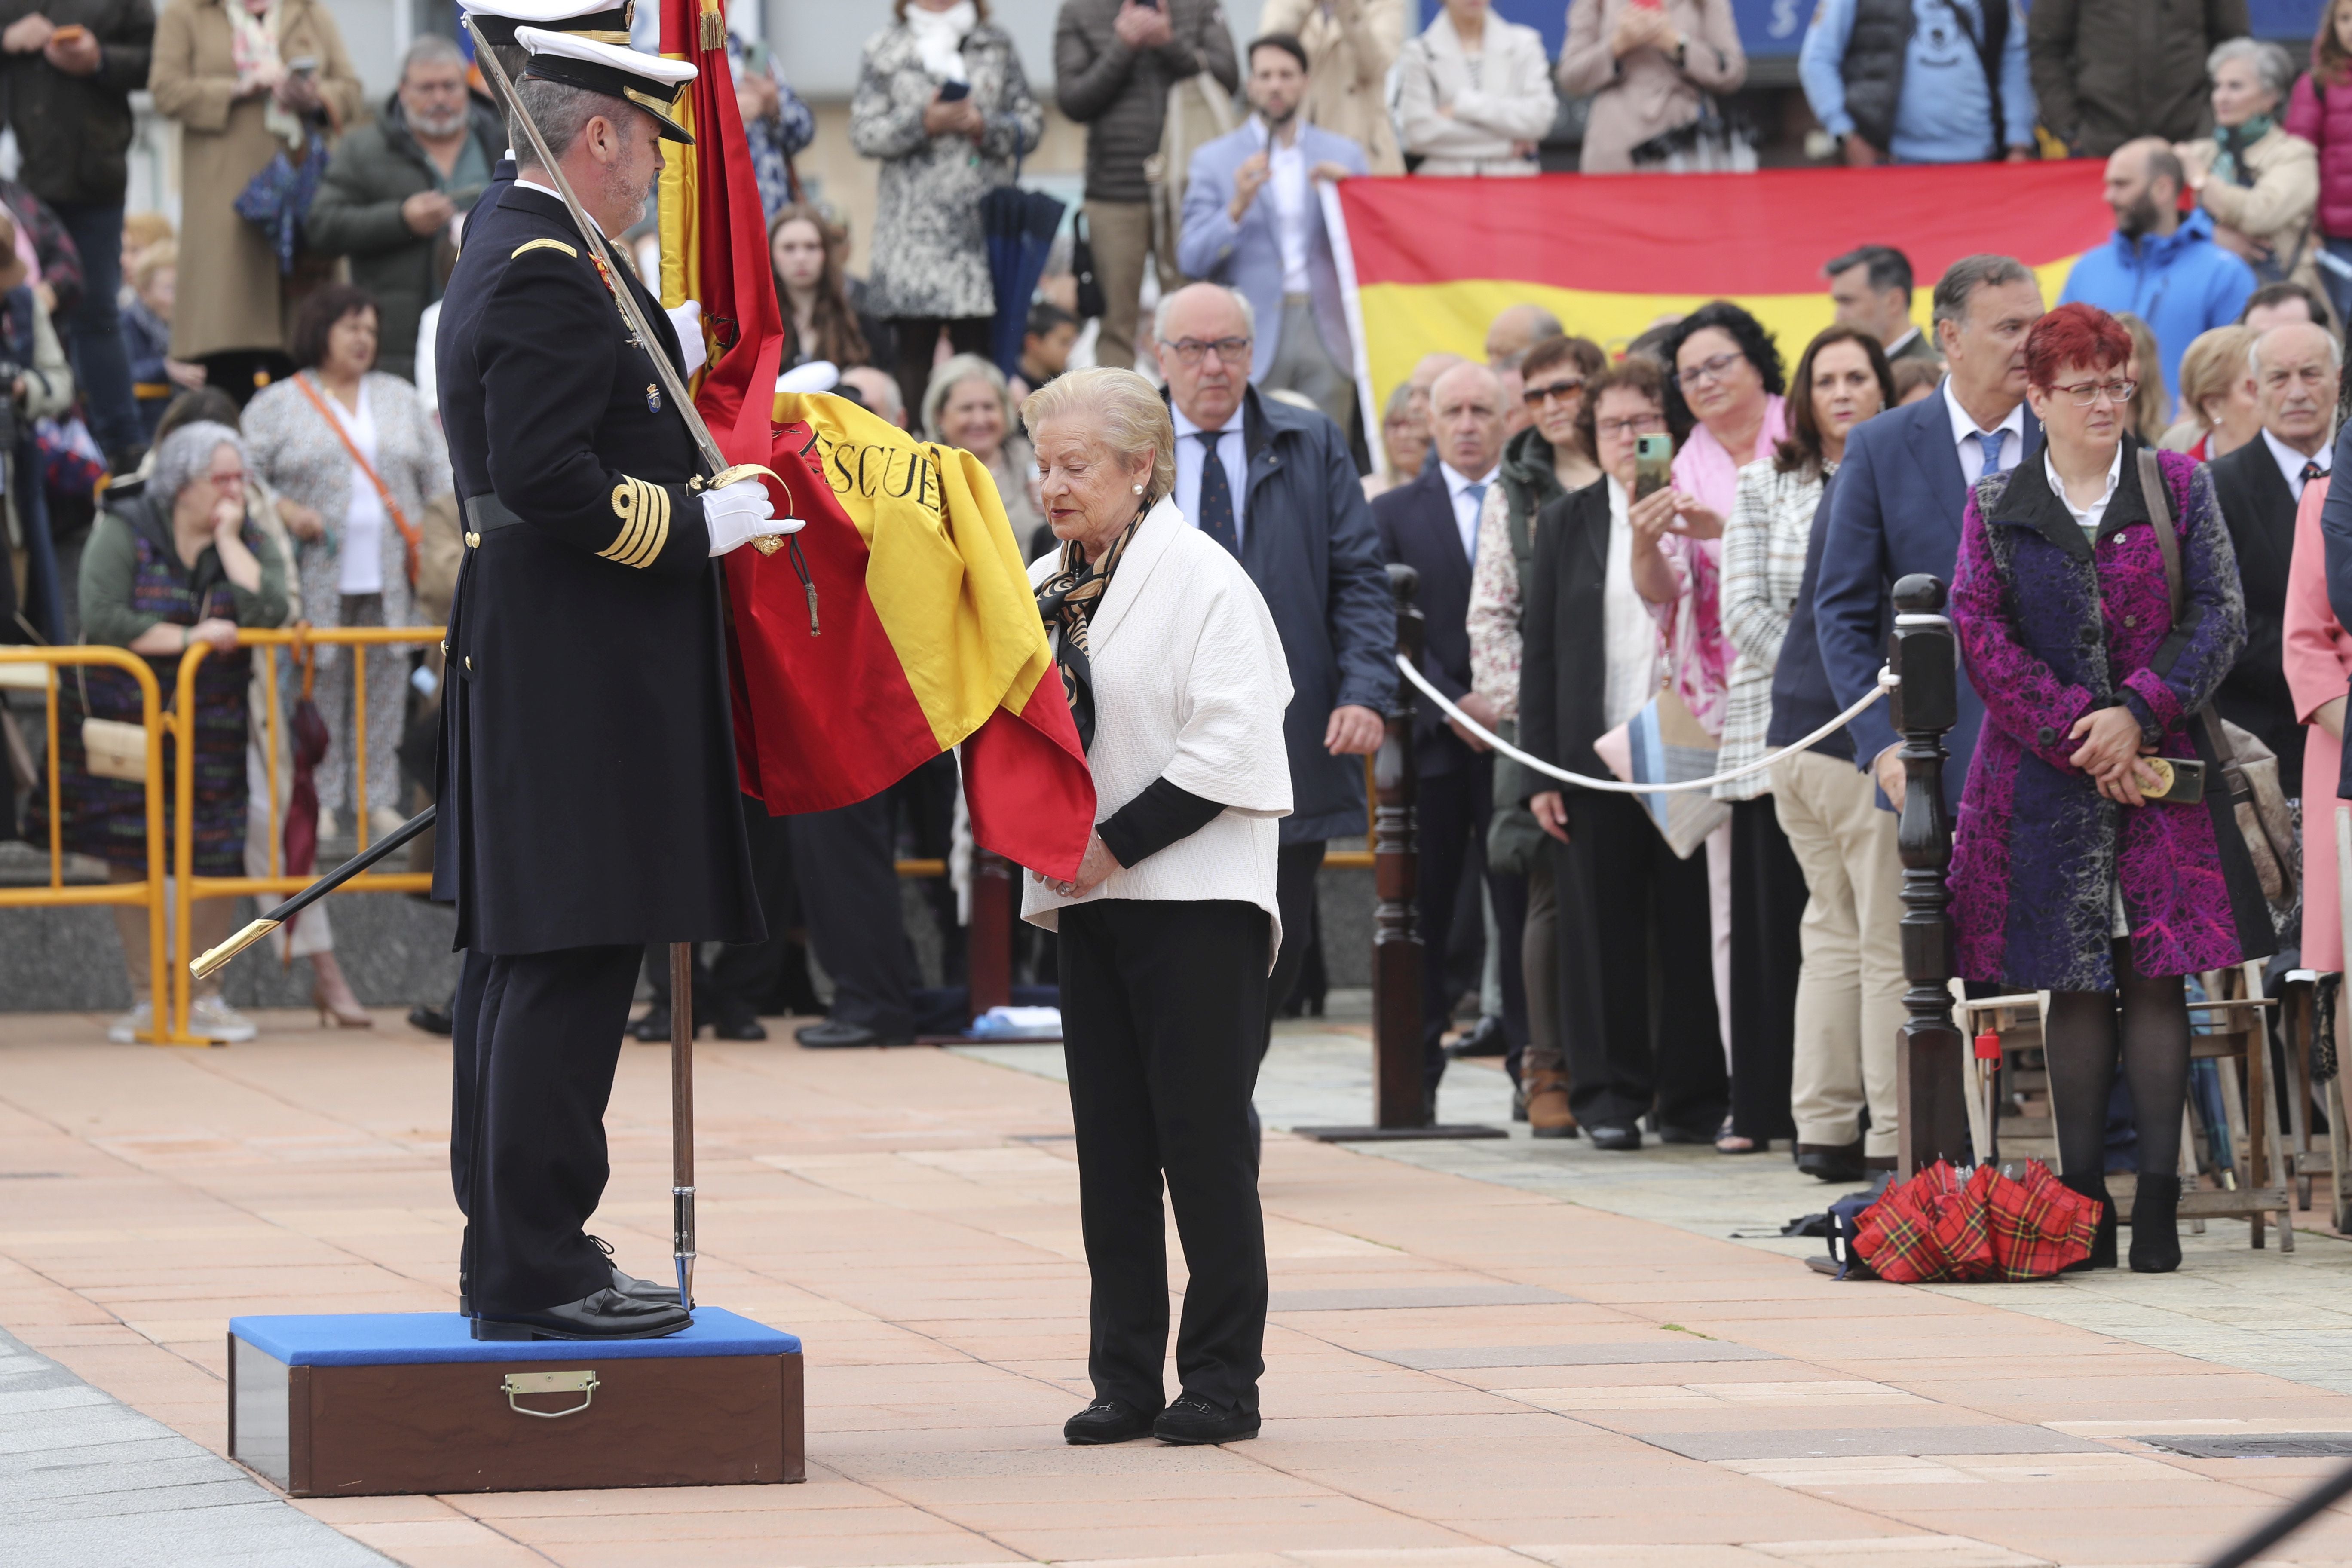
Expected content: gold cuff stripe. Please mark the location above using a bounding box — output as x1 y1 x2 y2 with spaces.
599 476 670 569
511 237 579 260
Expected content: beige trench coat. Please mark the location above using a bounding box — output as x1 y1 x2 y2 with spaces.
1558 0 1745 174
2195 124 2324 307
148 0 364 361
1256 0 1409 175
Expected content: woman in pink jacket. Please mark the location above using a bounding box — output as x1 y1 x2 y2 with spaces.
2285 0 2352 321
2286 474 2352 979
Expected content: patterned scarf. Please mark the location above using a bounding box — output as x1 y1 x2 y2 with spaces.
2213 115 2276 188
1033 509 1143 754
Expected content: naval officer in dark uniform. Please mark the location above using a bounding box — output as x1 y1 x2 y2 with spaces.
433 25 789 1341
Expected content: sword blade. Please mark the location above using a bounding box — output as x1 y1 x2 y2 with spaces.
669 940 697 1309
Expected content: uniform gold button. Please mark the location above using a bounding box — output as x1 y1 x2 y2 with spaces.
465 531 482 548
439 640 449 655
464 656 474 672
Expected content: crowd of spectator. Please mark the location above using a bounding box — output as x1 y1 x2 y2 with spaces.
0 0 2341 1226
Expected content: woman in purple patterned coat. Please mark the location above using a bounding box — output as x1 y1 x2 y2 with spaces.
1948 302 2272 1275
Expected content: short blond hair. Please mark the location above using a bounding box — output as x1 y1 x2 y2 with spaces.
2177 325 2257 426
1019 367 1176 506
132 241 176 294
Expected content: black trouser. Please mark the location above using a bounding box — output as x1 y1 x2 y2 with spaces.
1729 796 1806 1142
641 797 799 1027
1417 759 1503 1093
1060 899 1269 1416
1552 792 1726 1134
885 315 991 430
450 943 640 1313
1263 839 1327 1056
790 790 914 1038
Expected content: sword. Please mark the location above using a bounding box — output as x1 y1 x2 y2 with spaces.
189 806 437 980
464 17 820 633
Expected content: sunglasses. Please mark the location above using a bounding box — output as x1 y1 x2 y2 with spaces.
1523 378 1585 408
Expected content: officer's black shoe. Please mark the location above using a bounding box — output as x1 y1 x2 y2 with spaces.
588 1236 686 1305
407 1003 453 1036
1153 1393 1259 1445
472 1287 692 1341
1063 1397 1160 1444
714 1017 769 1041
795 1019 909 1049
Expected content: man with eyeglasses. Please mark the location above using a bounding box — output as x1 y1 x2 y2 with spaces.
1816 253 2044 818
2210 320 2339 776
1375 360 1518 1115
1176 33 1367 430
1153 281 1394 1089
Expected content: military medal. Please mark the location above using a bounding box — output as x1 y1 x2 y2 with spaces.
647 383 661 412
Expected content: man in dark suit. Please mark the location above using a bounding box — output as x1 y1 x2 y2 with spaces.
2211 320 2337 779
435 31 788 1340
1153 282 1393 1047
1816 254 2045 815
1374 360 1510 1109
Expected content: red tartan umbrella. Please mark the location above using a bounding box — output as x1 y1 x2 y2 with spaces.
1855 1160 2098 1283
280 642 329 944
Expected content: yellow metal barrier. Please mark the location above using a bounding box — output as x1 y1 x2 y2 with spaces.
169 626 444 1045
0 646 171 1040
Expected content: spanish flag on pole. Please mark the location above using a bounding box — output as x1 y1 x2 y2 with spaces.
1329 162 2115 438
655 0 1093 881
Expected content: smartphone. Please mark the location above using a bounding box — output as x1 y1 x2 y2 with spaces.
1633 433 1672 500
937 79 971 101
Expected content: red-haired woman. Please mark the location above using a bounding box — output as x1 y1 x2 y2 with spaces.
1947 302 2270 1274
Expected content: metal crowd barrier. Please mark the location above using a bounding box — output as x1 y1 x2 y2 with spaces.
168 626 443 1045
0 646 171 1041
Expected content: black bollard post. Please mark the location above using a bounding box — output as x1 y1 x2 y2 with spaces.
1889 573 1969 1177
1298 564 1502 1142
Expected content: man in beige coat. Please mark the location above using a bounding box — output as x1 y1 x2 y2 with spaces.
148 0 363 403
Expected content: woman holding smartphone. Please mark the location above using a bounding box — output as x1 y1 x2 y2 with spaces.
1948 302 2267 1274
849 0 1043 418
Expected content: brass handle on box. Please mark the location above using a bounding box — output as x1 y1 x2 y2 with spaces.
502 1369 598 1418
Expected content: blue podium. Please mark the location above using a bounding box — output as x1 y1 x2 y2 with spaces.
228 1308 804 1496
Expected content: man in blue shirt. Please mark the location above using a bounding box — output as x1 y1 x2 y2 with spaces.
2058 137 2257 403
1799 0 2036 165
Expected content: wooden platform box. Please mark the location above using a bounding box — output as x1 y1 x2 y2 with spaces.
227 1308 804 1497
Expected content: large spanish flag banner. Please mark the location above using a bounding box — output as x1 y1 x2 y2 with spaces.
1329 162 2115 441
655 0 1093 880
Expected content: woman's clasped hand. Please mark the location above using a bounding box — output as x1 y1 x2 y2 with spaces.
2067 704 2162 806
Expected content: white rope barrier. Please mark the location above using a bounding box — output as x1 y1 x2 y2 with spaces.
1392 655 1901 795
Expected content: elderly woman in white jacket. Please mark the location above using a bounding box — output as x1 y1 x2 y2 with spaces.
1021 366 1292 1452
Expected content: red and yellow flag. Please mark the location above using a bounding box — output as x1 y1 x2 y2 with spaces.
1331 162 2115 430
655 0 1092 879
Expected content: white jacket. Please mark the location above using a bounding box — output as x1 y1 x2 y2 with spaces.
1022 499 1295 965
1394 11 1555 175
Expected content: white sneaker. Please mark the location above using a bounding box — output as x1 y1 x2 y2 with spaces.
107 1001 153 1044
187 995 258 1043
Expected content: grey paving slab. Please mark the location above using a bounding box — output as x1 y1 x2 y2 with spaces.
0 1325 391 1568
1268 1284 1583 1311
1370 1341 1784 1369
1639 1425 2111 1462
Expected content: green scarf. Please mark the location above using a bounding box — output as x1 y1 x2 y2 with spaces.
2213 115 2277 187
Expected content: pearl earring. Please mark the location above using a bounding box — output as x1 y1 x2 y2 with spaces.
1132 484 1145 495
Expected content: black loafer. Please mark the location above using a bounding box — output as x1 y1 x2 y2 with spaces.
715 1017 768 1041
472 1286 692 1341
1153 1393 1259 1445
407 1004 453 1036
1795 1142 1868 1183
1655 1123 1715 1145
1586 1122 1641 1152
1064 1397 1159 1444
794 1019 910 1049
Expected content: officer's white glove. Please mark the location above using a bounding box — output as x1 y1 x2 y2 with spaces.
667 300 707 378
704 477 803 557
